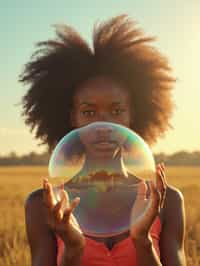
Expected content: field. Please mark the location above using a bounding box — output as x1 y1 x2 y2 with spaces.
0 166 200 265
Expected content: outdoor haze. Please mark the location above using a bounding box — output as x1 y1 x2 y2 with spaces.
0 0 200 155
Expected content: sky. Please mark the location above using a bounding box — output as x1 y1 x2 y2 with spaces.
0 0 200 156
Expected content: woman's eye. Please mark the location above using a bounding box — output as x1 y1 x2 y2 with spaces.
81 110 96 116
112 109 125 115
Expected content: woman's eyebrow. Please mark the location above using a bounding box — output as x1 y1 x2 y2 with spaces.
79 101 124 106
111 101 124 105
80 102 95 106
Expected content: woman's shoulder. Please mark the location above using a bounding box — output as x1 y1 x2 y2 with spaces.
25 188 43 203
25 188 45 214
165 185 184 204
163 185 185 221
25 188 49 236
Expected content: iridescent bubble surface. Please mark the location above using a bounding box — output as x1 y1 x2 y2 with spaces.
48 122 156 237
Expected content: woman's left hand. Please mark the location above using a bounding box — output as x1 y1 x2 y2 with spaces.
130 163 167 242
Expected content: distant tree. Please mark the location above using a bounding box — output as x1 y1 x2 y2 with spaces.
0 151 49 166
166 151 200 166
0 150 200 166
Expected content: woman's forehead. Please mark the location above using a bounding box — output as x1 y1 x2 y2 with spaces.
74 75 129 104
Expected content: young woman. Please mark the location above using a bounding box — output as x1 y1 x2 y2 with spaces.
21 14 186 266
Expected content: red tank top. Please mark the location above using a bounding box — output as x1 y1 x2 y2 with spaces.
57 216 161 266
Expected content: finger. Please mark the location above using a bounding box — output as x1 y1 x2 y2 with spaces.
136 181 148 200
59 187 69 208
69 197 80 212
60 185 71 210
62 197 80 223
156 165 166 191
156 165 163 189
156 163 165 177
70 213 81 229
156 165 167 208
149 181 161 213
160 162 165 171
43 178 56 209
69 213 83 234
62 208 71 223
155 168 165 209
52 200 63 221
160 163 167 186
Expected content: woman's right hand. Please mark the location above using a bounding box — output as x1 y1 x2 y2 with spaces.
43 178 85 250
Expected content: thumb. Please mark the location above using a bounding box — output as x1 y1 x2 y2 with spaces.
149 181 161 214
136 181 148 201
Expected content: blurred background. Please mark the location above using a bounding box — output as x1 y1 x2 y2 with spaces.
0 0 199 265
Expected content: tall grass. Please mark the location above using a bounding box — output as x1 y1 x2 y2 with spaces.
0 166 200 265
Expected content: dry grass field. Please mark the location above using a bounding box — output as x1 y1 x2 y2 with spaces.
0 166 200 265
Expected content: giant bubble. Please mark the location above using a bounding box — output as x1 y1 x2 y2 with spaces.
48 122 156 237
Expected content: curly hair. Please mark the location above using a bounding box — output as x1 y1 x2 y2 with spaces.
19 14 175 153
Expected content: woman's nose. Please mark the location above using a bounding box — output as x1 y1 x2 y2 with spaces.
94 122 114 140
95 126 113 135
97 112 112 123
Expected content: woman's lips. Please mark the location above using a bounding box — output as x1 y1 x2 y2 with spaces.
92 141 117 149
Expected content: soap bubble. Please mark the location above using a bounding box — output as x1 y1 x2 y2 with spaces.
48 122 156 237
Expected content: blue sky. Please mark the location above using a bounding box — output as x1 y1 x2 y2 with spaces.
0 0 200 155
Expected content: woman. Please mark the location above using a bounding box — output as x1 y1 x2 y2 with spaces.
21 14 186 266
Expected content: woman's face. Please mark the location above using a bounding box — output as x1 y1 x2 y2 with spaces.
70 76 132 160
71 75 132 128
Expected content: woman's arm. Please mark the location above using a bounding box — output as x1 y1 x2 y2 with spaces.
25 188 84 266
159 186 186 266
60 247 83 266
133 237 162 266
25 189 57 266
130 163 166 266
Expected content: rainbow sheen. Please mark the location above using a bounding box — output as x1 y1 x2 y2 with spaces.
48 122 156 237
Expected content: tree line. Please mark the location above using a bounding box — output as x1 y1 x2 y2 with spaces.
0 150 200 166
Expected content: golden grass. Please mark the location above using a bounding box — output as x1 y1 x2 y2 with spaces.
0 166 200 265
